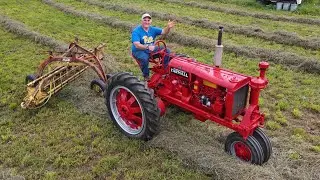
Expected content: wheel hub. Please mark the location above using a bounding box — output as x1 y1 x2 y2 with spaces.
234 142 252 161
120 105 129 115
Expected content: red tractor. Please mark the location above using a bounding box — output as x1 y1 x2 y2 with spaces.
105 27 272 165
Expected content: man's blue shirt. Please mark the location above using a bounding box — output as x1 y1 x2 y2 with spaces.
131 25 162 53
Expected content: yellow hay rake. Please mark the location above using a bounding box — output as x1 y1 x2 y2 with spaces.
21 41 107 109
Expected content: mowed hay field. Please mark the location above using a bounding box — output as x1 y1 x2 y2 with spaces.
0 0 319 179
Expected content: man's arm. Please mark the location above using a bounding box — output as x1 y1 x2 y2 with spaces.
161 20 175 35
132 30 149 50
133 42 149 50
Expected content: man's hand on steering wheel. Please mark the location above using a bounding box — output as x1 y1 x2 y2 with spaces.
148 40 167 52
148 45 156 52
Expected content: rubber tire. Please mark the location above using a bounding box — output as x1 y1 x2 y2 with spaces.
106 73 113 79
105 72 160 141
253 127 272 163
25 74 37 84
90 79 106 94
225 132 264 165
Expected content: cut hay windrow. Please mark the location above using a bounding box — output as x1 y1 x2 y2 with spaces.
161 0 320 26
43 0 320 74
0 14 119 73
44 0 134 30
167 32 320 74
0 15 67 51
78 0 320 50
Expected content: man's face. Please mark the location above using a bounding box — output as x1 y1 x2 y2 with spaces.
142 17 152 29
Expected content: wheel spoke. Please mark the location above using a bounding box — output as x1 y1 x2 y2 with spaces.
127 95 136 106
116 102 122 112
130 107 141 114
119 89 128 102
121 116 134 128
128 114 142 127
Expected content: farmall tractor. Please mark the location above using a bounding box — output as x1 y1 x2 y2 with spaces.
105 27 272 165
22 27 272 165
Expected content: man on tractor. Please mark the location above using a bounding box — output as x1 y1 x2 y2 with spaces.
131 13 175 81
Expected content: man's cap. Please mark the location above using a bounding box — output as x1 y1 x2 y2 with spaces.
141 13 151 20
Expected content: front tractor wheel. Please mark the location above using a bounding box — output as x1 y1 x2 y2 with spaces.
225 132 264 165
105 72 160 140
253 127 272 163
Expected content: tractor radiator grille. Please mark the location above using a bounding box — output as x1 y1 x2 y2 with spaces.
232 84 249 116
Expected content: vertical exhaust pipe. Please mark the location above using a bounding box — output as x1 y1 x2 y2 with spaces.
214 26 224 67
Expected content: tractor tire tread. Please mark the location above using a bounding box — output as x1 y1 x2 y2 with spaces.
225 132 264 165
105 72 160 141
90 79 106 92
253 127 272 163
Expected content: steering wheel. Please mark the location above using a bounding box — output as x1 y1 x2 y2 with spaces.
150 40 167 64
154 40 167 50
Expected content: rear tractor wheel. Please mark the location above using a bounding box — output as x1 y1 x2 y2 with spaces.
225 132 264 165
105 72 160 140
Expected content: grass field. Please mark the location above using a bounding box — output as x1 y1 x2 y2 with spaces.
0 0 319 179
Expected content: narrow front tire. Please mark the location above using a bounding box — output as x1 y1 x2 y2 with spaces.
225 132 264 165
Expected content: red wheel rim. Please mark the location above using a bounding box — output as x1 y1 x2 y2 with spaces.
115 88 143 130
232 142 252 161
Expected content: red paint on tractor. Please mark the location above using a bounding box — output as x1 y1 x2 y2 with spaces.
144 45 269 140
116 88 143 129
129 27 271 164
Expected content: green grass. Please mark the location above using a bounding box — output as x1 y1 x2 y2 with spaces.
1 0 320 179
1 0 319 149
288 150 301 160
55 0 320 60
0 28 209 179
1 0 136 69
266 121 281 130
37 0 320 75
292 108 303 118
310 145 320 153
200 0 320 16
100 0 320 38
298 0 320 16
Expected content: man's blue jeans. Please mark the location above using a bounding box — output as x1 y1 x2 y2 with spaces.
133 47 171 77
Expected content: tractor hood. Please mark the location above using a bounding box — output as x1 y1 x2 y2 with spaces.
169 56 250 90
